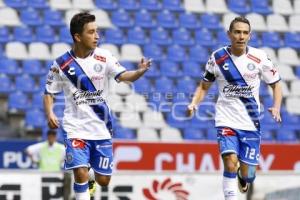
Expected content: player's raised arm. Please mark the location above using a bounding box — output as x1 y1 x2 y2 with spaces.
187 81 212 117
118 57 152 82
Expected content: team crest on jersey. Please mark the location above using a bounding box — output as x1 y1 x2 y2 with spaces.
247 63 256 71
94 64 103 73
66 153 73 164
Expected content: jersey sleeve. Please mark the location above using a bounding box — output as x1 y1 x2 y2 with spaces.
106 53 126 82
45 62 63 94
260 52 281 84
202 55 217 82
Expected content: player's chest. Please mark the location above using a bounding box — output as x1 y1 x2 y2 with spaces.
217 57 260 82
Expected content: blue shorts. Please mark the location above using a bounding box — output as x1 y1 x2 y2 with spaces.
217 127 261 165
64 138 113 175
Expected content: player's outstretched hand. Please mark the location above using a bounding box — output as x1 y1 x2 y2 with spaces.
138 57 152 71
268 107 282 123
186 103 197 117
47 112 60 129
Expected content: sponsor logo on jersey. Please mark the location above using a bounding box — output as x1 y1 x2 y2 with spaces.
270 68 277 76
220 127 236 136
247 54 261 63
243 73 258 80
223 84 254 98
71 139 86 149
94 54 106 62
216 54 229 65
73 90 105 105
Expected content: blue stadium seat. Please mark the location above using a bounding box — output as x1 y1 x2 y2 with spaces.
183 128 206 140
0 74 15 94
42 127 65 143
160 60 182 78
276 129 298 142
15 74 38 93
0 26 11 43
182 61 203 78
228 0 251 14
216 30 230 46
251 0 272 15
118 0 139 11
262 32 282 49
120 61 136 70
22 59 46 76
284 32 300 49
144 61 160 78
27 0 49 9
172 28 194 46
135 9 156 28
104 28 126 45
4 0 27 9
155 77 174 93
13 26 35 43
133 77 153 93
166 112 188 129
189 45 209 63
0 58 22 75
176 77 197 94
281 113 299 128
111 9 134 28
156 10 178 29
179 13 200 29
200 13 222 30
261 130 274 142
36 25 57 44
8 91 30 111
150 28 172 46
140 0 162 11
167 45 187 62
195 28 216 47
162 0 184 12
94 0 118 10
113 127 136 139
43 10 65 27
259 82 270 97
143 44 164 61
248 31 261 47
25 108 46 128
20 8 43 26
295 67 300 78
206 128 218 141
59 26 73 44
31 92 44 110
53 104 65 119
127 27 147 45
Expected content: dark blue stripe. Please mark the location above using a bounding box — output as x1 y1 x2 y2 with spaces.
214 48 260 130
73 182 88 193
56 52 113 134
223 171 237 178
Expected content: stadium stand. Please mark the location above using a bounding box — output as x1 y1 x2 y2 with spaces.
0 0 299 143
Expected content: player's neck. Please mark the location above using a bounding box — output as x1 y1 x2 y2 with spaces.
230 48 246 57
72 44 93 58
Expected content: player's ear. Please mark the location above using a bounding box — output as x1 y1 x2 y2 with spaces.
74 33 81 43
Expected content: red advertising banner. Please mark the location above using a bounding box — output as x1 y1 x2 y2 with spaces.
113 142 300 172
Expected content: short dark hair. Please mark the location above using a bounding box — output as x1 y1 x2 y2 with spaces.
229 16 251 32
70 12 96 42
47 129 57 136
